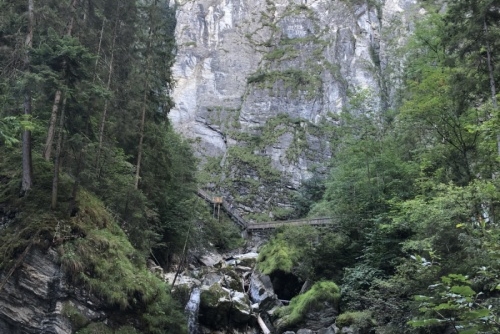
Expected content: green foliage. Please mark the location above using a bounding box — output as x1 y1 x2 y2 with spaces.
227 146 280 182
76 323 113 334
257 237 297 274
246 69 321 98
257 225 355 282
257 226 319 279
275 281 340 328
340 264 383 311
58 190 187 333
76 323 138 334
409 274 496 333
0 144 187 333
292 174 326 218
336 311 375 332
0 116 21 147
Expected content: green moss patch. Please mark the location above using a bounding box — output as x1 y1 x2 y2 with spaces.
59 190 186 333
247 69 321 98
257 226 319 278
336 311 375 333
275 281 340 328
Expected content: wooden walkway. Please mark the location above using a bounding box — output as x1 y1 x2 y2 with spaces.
196 189 333 231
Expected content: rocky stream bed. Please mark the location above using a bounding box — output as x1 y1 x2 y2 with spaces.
165 247 350 334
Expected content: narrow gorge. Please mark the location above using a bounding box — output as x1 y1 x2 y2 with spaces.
2 0 499 333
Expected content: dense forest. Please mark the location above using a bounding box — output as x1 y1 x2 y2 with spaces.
259 1 500 332
0 0 241 332
1 0 500 333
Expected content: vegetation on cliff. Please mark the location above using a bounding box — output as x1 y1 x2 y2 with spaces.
257 1 500 333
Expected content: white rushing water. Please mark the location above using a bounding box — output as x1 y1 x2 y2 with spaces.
185 287 201 334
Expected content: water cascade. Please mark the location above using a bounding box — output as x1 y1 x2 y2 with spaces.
185 287 201 334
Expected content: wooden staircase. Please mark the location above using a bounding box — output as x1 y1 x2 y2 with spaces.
196 189 333 231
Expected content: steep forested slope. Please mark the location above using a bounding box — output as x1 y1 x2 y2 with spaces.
0 1 240 332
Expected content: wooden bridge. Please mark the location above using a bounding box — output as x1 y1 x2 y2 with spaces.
196 189 333 231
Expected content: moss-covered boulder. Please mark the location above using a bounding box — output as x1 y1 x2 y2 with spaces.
199 283 253 329
336 311 375 334
274 281 340 332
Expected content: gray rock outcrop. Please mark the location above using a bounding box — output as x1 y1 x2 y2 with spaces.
0 248 105 334
248 272 281 311
169 0 423 214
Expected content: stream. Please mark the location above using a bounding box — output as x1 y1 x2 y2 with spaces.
185 287 201 334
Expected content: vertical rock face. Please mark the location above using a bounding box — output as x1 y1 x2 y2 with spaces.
0 248 105 334
0 248 69 334
170 0 421 214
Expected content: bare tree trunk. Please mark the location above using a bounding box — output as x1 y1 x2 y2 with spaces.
43 91 62 160
43 0 79 161
21 0 34 195
134 92 148 189
134 5 155 190
96 18 119 171
92 17 106 83
51 98 67 209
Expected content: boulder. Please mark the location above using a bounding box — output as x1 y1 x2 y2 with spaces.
199 283 253 328
317 325 338 334
198 251 223 267
302 303 338 330
248 272 282 311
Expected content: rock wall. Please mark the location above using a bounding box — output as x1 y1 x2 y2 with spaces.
0 247 105 334
169 0 422 216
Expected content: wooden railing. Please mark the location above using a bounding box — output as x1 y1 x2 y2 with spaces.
197 189 247 229
246 217 333 231
196 189 333 231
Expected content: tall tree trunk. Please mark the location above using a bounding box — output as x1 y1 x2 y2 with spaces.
51 98 67 209
21 0 34 195
92 17 106 83
43 91 62 160
96 18 119 172
43 0 78 161
134 3 155 190
134 92 148 190
483 19 499 155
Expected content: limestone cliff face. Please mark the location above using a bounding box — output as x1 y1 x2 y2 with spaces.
170 0 422 215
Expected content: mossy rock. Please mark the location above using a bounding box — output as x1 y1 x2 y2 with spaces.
201 283 230 304
336 311 376 334
237 256 256 268
62 303 89 331
199 283 232 327
275 281 340 330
